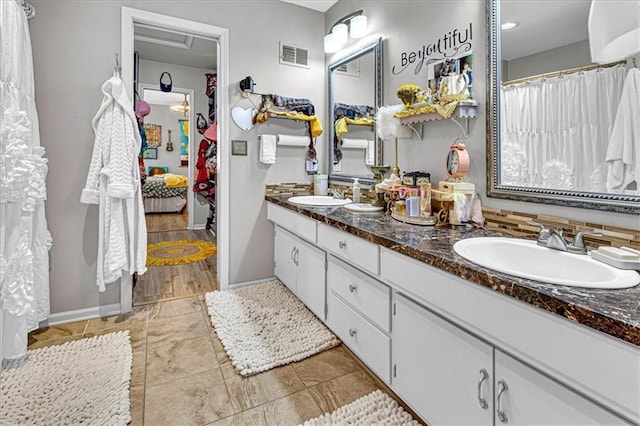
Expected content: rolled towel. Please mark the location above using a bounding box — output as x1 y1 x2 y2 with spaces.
260 134 277 164
277 134 309 146
341 138 368 149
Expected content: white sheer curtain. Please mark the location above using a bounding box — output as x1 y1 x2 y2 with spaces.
1 0 51 360
500 65 626 192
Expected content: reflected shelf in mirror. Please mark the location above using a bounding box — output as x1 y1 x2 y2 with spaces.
328 37 383 185
486 0 640 214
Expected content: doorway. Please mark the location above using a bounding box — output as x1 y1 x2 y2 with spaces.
121 7 230 311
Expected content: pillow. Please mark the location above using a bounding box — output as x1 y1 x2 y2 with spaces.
148 166 169 176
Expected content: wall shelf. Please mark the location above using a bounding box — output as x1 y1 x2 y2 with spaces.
399 103 478 139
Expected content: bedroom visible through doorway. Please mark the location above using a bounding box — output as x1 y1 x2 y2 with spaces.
129 15 221 306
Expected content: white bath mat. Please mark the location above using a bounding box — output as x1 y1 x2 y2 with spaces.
301 390 420 425
205 279 340 376
1 331 132 425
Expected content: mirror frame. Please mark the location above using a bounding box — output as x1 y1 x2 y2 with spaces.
328 37 383 185
486 0 640 214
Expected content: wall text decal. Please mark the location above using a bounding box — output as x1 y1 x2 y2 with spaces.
392 23 473 75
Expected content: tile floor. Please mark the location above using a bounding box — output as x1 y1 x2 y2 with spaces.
27 295 421 425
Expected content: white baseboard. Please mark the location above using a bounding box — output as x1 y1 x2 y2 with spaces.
229 276 277 289
193 224 207 230
42 303 121 327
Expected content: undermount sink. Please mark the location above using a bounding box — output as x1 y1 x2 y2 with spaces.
287 195 352 207
453 237 640 289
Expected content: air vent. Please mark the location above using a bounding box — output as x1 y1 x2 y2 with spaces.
280 42 310 69
335 59 360 77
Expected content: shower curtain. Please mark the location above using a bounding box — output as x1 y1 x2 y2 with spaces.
1 0 52 360
500 65 626 192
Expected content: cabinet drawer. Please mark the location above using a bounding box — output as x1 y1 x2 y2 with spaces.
267 203 316 243
327 292 391 383
317 223 379 274
327 255 390 332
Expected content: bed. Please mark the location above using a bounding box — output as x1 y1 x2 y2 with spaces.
142 167 188 213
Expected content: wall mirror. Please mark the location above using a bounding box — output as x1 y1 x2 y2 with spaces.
487 0 639 214
328 37 383 184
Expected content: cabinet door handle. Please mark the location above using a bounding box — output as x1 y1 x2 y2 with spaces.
294 248 299 266
348 328 356 337
496 379 509 423
290 247 296 263
348 284 357 293
338 240 346 249
477 368 489 410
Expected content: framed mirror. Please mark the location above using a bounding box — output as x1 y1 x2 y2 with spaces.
487 0 639 214
328 37 383 184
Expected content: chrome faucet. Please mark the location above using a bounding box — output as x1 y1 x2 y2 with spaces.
528 221 603 254
567 231 604 254
328 188 345 199
545 229 569 251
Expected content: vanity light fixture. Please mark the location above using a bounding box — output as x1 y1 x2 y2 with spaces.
169 93 190 117
324 10 368 53
588 0 640 63
501 21 519 30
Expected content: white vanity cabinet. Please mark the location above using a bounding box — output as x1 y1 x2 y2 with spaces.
326 255 392 383
393 293 494 425
274 225 325 320
393 293 629 425
493 349 628 425
267 202 639 425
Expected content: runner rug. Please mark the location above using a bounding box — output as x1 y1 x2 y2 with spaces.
301 390 420 425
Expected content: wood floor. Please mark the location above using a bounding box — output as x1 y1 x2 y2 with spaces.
135 210 217 306
145 208 188 233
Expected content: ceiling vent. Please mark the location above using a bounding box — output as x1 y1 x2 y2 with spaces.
279 42 310 68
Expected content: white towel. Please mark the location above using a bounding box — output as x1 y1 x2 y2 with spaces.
365 139 375 165
260 134 276 164
277 134 309 146
606 68 640 194
341 138 368 149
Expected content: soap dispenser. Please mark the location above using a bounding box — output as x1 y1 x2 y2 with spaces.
352 178 361 203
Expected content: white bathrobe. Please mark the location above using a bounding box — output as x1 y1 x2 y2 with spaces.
81 76 147 291
606 68 640 194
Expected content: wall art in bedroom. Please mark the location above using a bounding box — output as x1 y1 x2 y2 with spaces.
143 147 158 160
179 119 189 166
144 123 162 147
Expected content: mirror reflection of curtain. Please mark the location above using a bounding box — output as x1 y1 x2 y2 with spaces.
500 65 626 192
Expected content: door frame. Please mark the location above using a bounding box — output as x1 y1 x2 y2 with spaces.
121 7 230 312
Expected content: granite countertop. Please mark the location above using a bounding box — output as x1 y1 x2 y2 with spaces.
266 195 640 347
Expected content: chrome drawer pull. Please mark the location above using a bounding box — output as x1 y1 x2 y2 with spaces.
496 379 509 423
477 368 489 409
348 328 356 337
348 284 357 293
338 240 346 249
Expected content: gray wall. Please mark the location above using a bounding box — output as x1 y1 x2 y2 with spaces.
29 0 325 315
27 0 638 318
506 40 592 81
326 0 637 230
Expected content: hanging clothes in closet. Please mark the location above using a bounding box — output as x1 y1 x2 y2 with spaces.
81 75 147 291
0 0 52 361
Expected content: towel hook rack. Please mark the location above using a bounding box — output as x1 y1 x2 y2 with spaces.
113 53 121 77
